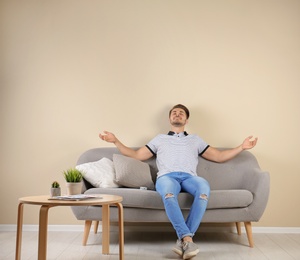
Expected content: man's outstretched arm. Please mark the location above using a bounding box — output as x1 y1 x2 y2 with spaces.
202 136 258 163
99 131 153 161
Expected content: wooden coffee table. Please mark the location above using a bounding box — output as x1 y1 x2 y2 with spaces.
15 195 124 260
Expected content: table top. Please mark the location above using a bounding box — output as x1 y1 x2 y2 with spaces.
19 194 123 206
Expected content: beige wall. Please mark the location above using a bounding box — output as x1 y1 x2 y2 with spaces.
1 0 299 227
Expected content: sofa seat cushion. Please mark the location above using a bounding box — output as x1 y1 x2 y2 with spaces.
85 188 253 210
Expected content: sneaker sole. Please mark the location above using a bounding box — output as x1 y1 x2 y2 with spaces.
183 248 200 259
172 247 183 256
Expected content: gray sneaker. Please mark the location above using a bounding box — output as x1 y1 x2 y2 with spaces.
172 239 183 256
182 241 199 259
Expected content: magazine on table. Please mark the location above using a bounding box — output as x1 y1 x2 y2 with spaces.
49 194 102 201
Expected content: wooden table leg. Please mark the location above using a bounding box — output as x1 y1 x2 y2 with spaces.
102 204 110 254
15 203 24 260
116 203 124 260
38 205 51 260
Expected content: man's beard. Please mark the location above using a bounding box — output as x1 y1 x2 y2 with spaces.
171 119 185 127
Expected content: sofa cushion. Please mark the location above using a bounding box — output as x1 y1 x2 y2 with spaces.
85 188 253 210
113 154 154 190
76 158 120 188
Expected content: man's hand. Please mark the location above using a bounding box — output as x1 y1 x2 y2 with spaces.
242 136 258 150
98 130 153 161
99 131 117 143
202 135 258 163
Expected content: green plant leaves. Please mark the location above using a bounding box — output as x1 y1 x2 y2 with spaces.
63 168 83 182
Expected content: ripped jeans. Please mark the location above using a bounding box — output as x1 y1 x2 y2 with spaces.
155 172 210 240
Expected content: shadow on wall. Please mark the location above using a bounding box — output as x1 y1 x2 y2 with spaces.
155 105 172 133
188 106 217 136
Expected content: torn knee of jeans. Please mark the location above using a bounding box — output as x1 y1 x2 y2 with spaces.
199 194 208 201
164 193 174 199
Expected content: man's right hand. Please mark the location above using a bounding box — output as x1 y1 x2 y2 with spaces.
98 130 153 161
99 131 117 143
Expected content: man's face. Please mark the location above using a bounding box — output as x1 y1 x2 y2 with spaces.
169 108 188 127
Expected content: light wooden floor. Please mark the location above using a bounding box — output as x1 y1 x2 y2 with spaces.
1 230 300 260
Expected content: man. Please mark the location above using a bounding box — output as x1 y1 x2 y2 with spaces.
99 104 257 259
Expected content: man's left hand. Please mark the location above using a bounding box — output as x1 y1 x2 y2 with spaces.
242 136 258 150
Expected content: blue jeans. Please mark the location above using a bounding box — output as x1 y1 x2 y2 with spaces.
155 172 210 240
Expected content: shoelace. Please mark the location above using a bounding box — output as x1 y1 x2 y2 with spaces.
182 241 189 250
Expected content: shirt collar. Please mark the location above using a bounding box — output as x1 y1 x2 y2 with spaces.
168 131 188 136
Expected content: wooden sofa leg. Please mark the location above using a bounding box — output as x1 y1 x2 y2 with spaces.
94 221 99 234
236 222 242 235
244 222 254 248
83 220 92 246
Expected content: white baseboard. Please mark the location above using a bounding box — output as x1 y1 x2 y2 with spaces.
251 227 300 234
1 224 300 234
0 224 85 232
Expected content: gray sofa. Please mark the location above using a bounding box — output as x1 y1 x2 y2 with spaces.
71 147 270 248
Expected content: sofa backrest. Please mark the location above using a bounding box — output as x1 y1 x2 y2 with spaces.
77 147 261 190
196 150 260 190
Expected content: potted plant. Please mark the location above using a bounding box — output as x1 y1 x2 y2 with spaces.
63 168 83 195
50 181 61 197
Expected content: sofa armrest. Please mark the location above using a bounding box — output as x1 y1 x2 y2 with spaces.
242 168 270 221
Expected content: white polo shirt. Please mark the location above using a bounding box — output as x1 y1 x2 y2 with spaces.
146 131 209 178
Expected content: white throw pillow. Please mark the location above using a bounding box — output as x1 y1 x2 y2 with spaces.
113 154 154 190
76 158 120 188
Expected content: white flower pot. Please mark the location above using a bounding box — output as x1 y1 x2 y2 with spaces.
66 182 82 195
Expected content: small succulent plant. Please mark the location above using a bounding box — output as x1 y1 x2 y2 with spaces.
51 181 60 188
50 181 61 197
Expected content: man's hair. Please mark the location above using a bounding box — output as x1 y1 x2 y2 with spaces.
169 104 190 119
